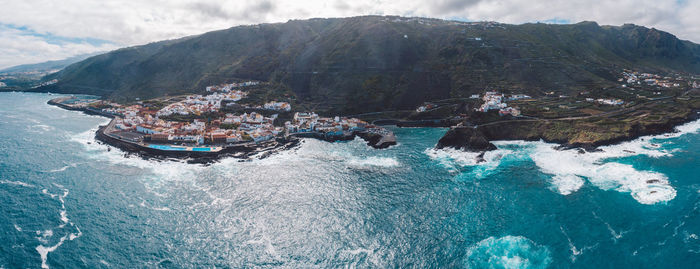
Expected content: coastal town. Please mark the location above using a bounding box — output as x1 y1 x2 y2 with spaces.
49 81 396 157
45 67 697 160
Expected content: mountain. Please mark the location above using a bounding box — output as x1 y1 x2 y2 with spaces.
0 52 103 89
37 16 700 114
1 52 102 75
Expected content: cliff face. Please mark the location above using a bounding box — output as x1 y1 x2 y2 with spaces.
436 126 496 151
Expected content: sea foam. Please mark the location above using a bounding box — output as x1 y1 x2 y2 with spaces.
427 119 700 204
346 156 400 168
0 180 35 188
424 147 514 177
35 188 82 269
465 235 551 269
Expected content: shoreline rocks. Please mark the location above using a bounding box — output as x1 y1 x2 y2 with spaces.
435 109 699 152
435 126 496 152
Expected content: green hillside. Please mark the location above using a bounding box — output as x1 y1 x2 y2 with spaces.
36 16 700 114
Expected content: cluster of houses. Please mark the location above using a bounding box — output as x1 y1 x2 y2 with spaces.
586 98 624 106
94 81 295 145
95 80 376 146
30 79 58 89
262 101 292 111
156 91 247 117
205 81 259 92
285 112 368 136
475 91 523 116
108 101 283 144
621 70 680 88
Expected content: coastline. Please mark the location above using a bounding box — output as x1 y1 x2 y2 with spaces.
436 109 700 153
47 94 696 159
48 97 396 163
94 123 300 164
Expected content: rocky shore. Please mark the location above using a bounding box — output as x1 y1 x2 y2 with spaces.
436 109 700 152
355 130 397 149
290 130 397 149
435 125 496 151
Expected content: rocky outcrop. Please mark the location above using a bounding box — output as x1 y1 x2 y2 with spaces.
356 131 397 149
436 126 496 151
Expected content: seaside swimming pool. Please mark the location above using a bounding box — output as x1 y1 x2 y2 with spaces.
147 144 214 151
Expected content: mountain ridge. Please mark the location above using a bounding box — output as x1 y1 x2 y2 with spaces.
36 16 700 114
0 52 102 74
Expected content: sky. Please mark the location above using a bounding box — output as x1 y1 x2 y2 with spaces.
0 0 698 69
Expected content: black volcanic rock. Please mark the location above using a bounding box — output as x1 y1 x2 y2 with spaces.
436 126 496 152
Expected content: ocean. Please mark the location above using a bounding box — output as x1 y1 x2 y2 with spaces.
1 92 699 268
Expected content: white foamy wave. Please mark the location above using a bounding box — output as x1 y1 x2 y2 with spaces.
465 235 552 269
425 148 483 167
36 187 82 269
35 124 54 132
550 174 585 195
37 230 53 244
664 118 700 138
346 156 400 168
560 226 598 262
36 235 68 269
45 162 80 173
425 147 513 177
525 140 676 204
0 180 35 188
592 211 630 242
344 247 374 256
69 127 207 182
69 226 82 240
48 166 70 173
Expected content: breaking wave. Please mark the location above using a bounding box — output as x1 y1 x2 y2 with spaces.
346 156 400 168
428 119 700 204
465 235 552 269
424 147 514 177
525 141 676 204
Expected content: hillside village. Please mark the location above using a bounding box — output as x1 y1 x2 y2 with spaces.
53 81 389 148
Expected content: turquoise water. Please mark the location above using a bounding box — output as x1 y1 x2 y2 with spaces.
191 147 213 152
148 144 214 151
1 92 699 268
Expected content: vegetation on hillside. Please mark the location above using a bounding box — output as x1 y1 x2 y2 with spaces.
35 16 700 115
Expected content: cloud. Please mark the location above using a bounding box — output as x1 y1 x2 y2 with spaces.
0 24 118 69
0 0 698 69
428 0 483 15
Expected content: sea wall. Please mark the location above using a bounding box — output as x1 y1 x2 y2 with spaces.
95 125 300 163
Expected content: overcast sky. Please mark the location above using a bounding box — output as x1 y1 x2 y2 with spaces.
1 0 698 69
